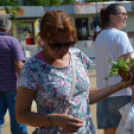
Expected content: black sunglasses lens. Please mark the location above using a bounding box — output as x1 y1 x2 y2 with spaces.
64 41 76 47
50 43 62 51
49 41 76 51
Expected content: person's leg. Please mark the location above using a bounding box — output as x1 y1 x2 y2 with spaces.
97 96 131 134
105 96 131 134
0 91 7 134
104 127 116 134
97 99 109 129
5 90 27 134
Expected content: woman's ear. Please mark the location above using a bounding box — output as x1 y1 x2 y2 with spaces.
109 14 114 21
38 32 46 43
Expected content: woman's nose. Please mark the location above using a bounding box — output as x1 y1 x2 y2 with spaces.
59 45 70 53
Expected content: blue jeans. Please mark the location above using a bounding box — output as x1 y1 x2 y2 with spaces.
97 96 131 129
0 90 27 134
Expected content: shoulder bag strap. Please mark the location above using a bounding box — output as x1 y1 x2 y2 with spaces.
57 51 76 133
63 51 76 114
68 51 76 101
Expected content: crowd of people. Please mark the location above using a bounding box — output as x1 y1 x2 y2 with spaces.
0 3 134 134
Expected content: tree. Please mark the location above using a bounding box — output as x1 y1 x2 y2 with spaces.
5 6 21 19
85 0 106 2
24 0 77 6
24 0 61 6
0 0 18 6
61 0 75 5
0 0 25 29
0 0 21 19
24 0 49 6
49 0 61 6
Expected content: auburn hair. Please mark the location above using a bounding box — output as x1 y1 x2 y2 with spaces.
39 10 78 41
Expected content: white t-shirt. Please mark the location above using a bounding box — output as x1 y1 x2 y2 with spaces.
94 28 133 97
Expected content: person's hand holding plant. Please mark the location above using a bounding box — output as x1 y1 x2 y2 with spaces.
105 57 134 86
105 57 134 103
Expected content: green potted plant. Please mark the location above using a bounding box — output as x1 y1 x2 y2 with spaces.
105 57 134 87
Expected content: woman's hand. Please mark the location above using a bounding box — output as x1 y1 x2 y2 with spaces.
122 70 134 104
51 114 83 133
120 70 134 88
89 70 134 104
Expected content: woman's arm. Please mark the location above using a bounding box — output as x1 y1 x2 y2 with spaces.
89 82 123 104
87 71 134 104
16 87 83 132
16 87 51 127
119 52 132 60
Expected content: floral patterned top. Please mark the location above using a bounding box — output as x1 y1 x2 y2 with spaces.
19 48 97 134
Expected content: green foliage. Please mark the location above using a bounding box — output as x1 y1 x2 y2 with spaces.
24 0 49 6
24 0 76 6
132 4 134 12
5 5 21 19
61 0 75 5
24 0 61 6
16 21 26 29
105 57 134 86
0 0 19 6
128 57 134 70
50 0 61 6
0 0 20 19
85 0 124 2
85 0 107 2
0 0 24 29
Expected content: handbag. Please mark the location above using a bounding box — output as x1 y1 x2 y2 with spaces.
116 102 134 134
57 51 76 134
32 51 76 134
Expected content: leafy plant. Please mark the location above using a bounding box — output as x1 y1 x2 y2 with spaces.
85 0 107 2
5 5 20 20
105 57 134 86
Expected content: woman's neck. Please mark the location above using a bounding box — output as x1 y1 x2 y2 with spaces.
105 25 115 30
41 48 70 68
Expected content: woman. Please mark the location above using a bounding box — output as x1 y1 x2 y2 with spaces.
16 10 134 134
94 4 133 134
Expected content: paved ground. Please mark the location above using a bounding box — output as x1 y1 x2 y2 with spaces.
2 43 103 134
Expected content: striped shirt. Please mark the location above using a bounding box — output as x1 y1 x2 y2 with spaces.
0 32 25 91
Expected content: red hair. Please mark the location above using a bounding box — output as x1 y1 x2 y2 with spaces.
39 10 77 42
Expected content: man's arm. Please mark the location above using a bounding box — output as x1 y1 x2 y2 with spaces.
14 61 24 77
119 52 132 60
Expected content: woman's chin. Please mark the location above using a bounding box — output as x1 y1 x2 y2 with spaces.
54 54 64 59
122 23 126 27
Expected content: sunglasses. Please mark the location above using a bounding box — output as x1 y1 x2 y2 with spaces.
48 41 76 51
116 12 128 18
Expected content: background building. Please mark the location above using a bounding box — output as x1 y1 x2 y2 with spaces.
43 1 134 42
0 1 134 45
0 6 44 45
